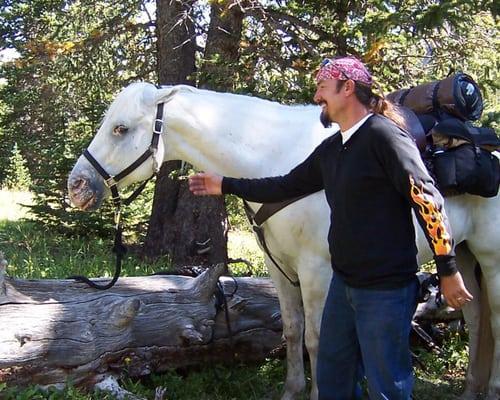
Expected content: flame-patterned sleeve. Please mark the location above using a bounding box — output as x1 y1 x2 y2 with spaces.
372 123 457 277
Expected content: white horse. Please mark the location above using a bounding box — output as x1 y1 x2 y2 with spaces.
68 82 500 400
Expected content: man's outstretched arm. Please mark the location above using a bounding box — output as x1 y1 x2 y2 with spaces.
188 140 327 203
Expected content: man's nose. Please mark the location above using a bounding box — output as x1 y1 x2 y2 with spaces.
313 90 321 104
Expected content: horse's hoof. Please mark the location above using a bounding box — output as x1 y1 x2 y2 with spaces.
280 388 304 400
455 389 479 400
484 390 500 400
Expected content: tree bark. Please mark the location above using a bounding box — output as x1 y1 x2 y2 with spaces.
0 264 283 388
144 0 229 268
155 0 196 85
200 0 244 91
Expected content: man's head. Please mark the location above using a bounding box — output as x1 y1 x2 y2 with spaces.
314 57 373 128
313 56 407 131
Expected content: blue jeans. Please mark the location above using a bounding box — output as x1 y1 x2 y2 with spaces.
317 273 419 400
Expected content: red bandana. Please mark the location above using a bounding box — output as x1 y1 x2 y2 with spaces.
316 57 373 86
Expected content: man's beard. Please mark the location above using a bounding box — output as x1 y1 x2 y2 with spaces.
320 109 332 128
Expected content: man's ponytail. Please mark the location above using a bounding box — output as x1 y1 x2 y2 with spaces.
355 84 407 131
370 94 407 131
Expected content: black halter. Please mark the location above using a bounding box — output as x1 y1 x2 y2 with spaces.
68 102 165 290
83 102 165 207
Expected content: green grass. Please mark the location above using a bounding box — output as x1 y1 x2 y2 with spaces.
0 190 467 399
0 219 171 279
0 360 291 400
0 190 265 281
227 229 266 276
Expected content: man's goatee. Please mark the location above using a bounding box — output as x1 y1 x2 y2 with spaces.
320 110 332 128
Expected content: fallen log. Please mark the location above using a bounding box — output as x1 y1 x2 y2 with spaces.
0 254 464 395
0 260 283 389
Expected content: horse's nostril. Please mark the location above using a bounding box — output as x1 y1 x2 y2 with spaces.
69 177 87 192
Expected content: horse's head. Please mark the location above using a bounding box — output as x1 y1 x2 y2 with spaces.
68 82 175 211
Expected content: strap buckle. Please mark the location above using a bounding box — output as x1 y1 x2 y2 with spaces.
153 118 164 134
104 176 118 188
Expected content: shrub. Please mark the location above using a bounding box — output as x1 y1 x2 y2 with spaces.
3 143 32 191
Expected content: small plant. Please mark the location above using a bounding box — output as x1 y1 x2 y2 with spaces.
3 143 32 191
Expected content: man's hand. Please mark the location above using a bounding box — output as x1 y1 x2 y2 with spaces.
440 271 473 310
188 172 223 196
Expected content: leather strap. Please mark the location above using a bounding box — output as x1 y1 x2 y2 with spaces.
253 194 310 226
243 199 304 287
74 101 165 290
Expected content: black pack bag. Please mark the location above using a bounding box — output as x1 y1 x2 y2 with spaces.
433 145 499 197
431 119 500 198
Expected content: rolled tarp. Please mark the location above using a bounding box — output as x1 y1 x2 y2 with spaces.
387 73 483 121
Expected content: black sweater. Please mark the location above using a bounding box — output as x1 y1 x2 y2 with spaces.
222 114 457 288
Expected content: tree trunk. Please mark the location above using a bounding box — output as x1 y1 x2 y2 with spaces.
0 263 283 388
144 162 229 267
155 0 196 85
200 0 245 91
144 0 229 268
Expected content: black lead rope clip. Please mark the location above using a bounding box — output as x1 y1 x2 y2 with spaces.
418 273 442 306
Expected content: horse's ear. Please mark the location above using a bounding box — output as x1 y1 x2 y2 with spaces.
153 84 196 105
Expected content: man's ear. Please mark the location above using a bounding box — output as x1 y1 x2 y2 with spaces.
344 80 356 95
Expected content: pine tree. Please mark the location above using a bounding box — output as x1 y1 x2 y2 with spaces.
3 143 32 191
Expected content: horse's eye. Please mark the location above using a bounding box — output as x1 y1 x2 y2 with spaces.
113 125 129 136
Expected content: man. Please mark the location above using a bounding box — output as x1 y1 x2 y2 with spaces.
188 57 472 399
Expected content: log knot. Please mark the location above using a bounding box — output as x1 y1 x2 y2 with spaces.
14 333 31 347
190 263 226 301
179 318 214 346
110 298 141 328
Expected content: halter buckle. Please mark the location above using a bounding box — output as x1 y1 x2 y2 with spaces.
153 118 164 134
105 176 118 188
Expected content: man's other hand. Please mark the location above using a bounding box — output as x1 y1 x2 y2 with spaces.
440 271 473 310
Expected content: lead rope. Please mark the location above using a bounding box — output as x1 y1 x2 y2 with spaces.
67 178 153 290
215 279 235 349
68 208 124 290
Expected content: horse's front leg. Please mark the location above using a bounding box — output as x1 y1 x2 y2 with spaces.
267 256 306 400
299 257 332 400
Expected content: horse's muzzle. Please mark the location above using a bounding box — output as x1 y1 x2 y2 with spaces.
67 170 105 211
